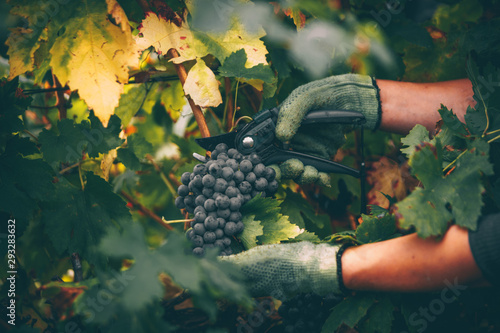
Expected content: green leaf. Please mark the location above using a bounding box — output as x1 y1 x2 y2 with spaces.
117 148 141 171
322 293 376 332
396 140 493 237
358 296 395 333
241 196 301 244
114 84 147 127
438 104 468 137
0 78 31 147
41 174 130 264
356 214 396 244
218 49 275 83
400 124 430 158
291 230 321 242
84 111 124 158
280 188 332 238
239 214 264 249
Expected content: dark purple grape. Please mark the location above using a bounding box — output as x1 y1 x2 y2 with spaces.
192 235 204 247
227 148 238 158
253 163 266 177
222 237 232 247
238 181 252 194
267 180 279 194
254 177 268 191
184 195 195 207
249 152 262 164
194 206 206 215
202 187 214 198
186 229 194 240
204 198 216 211
193 223 206 235
215 228 224 239
226 158 238 171
195 194 207 207
209 163 222 177
215 143 228 153
217 208 231 219
264 167 276 181
203 231 216 243
205 160 216 169
217 153 229 161
239 159 253 173
181 172 191 185
210 149 219 160
224 221 237 236
229 211 241 222
177 185 189 197
175 196 186 209
208 211 218 218
217 218 226 229
228 180 236 187
215 195 230 209
245 172 256 184
242 193 252 203
251 190 265 198
191 174 202 187
233 152 243 161
235 221 244 233
213 178 228 193
204 216 218 231
233 170 245 184
203 243 215 250
193 164 206 175
194 211 207 223
212 192 222 200
202 174 216 188
192 247 204 256
229 197 241 211
225 186 240 198
214 239 225 249
221 166 234 181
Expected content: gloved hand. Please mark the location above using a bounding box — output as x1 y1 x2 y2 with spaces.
219 242 344 300
274 74 381 185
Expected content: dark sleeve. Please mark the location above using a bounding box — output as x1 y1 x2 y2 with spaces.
468 213 500 286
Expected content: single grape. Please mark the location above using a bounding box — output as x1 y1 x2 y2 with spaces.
216 217 226 228
235 221 244 233
227 148 238 158
222 236 232 247
253 163 266 177
204 216 218 231
229 211 242 222
248 152 262 164
202 187 214 198
229 197 242 211
184 195 195 207
228 180 236 187
193 164 206 175
208 211 218 219
239 159 253 173
215 228 224 239
238 181 252 194
245 172 257 184
217 208 231 219
264 167 276 181
225 186 240 198
209 163 222 177
203 231 216 244
226 158 238 171
221 166 234 181
205 160 216 169
267 179 279 194
193 223 206 235
191 174 203 188
192 235 204 247
224 221 237 236
204 198 216 212
215 194 230 209
177 185 189 197
213 178 228 193
190 220 196 228
191 187 202 196
181 172 191 185
214 239 225 249
194 206 206 215
186 229 194 240
215 143 229 153
202 174 216 188
175 196 186 209
210 149 219 160
217 153 229 162
254 177 268 191
195 194 207 207
192 247 204 256
233 170 245 184
194 211 207 223
233 152 243 162
212 192 222 200
242 193 252 203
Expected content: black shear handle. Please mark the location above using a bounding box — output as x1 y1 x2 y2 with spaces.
263 147 360 178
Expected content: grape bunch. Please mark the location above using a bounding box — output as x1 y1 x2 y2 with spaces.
277 293 342 333
175 143 279 256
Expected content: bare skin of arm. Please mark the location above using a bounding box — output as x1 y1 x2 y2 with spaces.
342 226 486 291
377 79 475 134
341 79 486 291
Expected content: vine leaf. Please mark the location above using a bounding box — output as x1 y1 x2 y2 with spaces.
395 140 493 237
358 296 395 333
218 49 275 83
239 214 264 249
117 133 153 171
184 58 223 108
48 0 139 124
400 124 430 157
356 214 396 244
114 84 148 127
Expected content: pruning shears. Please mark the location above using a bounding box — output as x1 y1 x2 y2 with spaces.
195 107 366 178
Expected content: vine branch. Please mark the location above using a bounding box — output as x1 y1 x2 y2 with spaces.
52 74 67 120
120 190 174 230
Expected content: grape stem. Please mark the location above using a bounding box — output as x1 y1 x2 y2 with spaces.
162 218 194 224
146 154 177 197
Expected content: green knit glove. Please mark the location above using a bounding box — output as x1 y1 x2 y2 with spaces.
219 242 342 300
276 74 380 184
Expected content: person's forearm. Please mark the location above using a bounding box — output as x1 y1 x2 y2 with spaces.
341 225 486 292
376 79 475 135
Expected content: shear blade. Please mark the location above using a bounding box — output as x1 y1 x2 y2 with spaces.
195 132 237 151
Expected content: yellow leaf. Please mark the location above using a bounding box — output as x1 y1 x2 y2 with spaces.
184 59 222 108
134 12 203 63
50 1 139 125
6 27 40 80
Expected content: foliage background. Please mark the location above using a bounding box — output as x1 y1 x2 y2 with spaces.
1 0 500 332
